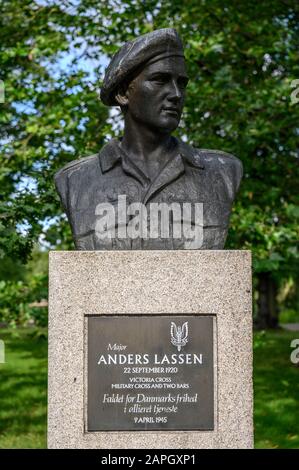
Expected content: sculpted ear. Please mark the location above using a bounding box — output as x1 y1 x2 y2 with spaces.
115 92 129 107
115 82 129 107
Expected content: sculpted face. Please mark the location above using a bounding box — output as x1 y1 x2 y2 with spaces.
120 56 189 133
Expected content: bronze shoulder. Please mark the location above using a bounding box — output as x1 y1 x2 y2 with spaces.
195 148 243 200
198 148 242 165
54 153 99 211
54 153 99 180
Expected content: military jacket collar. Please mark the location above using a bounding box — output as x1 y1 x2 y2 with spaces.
99 137 205 204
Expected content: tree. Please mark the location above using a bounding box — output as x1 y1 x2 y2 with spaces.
1 0 298 326
0 0 108 261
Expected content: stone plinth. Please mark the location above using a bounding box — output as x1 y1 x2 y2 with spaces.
48 250 253 448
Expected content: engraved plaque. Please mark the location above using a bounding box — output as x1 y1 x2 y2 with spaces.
87 315 214 431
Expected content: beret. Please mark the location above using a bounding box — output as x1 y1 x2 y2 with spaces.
100 28 185 106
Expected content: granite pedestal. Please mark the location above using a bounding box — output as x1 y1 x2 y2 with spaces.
48 250 253 448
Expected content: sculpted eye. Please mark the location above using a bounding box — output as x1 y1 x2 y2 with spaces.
178 77 189 89
149 74 169 83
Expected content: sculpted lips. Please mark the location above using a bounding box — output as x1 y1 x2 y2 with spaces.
162 106 180 116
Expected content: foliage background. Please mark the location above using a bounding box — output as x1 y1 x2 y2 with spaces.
1 0 298 327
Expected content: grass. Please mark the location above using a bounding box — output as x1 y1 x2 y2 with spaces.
253 329 299 448
0 328 47 448
279 309 299 324
0 327 298 448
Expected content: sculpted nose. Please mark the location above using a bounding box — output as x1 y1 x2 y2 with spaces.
168 79 182 101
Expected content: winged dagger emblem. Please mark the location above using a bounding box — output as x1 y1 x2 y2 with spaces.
171 322 188 352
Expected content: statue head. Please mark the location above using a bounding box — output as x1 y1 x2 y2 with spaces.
100 29 188 134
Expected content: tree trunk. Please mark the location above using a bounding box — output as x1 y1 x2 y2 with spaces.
255 272 279 329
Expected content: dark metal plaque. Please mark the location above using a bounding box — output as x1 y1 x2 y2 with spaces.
87 315 214 431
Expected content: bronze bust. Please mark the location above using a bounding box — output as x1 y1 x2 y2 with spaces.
55 28 242 250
